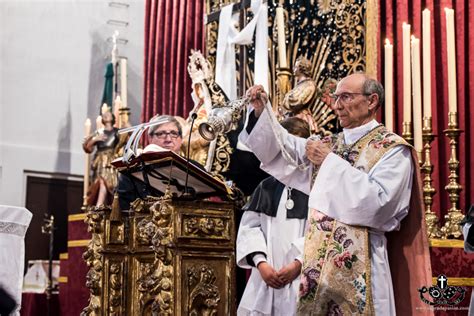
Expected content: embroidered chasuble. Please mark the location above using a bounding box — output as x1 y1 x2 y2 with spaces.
297 125 407 315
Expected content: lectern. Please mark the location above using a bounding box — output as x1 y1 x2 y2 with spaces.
81 151 237 315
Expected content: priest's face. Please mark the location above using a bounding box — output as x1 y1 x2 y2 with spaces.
331 74 377 129
149 122 183 153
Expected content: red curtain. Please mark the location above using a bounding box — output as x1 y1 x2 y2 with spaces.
142 0 205 122
379 0 473 219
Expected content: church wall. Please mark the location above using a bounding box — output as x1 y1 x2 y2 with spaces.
0 0 144 206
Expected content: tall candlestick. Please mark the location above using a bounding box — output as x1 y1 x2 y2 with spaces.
402 22 412 123
276 6 288 68
114 96 122 128
83 118 91 205
445 8 457 114
384 39 393 131
120 58 128 109
411 36 423 154
422 9 432 118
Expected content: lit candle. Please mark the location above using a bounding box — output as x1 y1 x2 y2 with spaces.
384 39 393 131
402 22 412 123
120 58 128 109
113 96 122 128
83 118 92 200
84 118 91 136
422 9 432 118
276 6 288 68
101 103 109 115
411 36 423 153
445 8 457 114
96 115 104 131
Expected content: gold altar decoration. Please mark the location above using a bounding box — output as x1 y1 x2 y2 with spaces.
184 50 234 176
276 67 292 116
82 106 130 208
81 196 236 315
440 112 464 239
402 121 413 144
204 0 374 136
421 117 441 238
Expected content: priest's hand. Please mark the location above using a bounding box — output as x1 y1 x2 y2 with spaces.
277 260 302 285
257 262 285 289
305 139 331 166
246 85 268 117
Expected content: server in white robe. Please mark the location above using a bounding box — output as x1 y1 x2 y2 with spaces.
236 117 311 316
237 178 307 316
461 205 474 315
239 74 432 315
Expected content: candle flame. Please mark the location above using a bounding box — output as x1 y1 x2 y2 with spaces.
385 38 391 45
101 103 109 114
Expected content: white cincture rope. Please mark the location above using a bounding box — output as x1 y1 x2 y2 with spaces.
263 101 319 170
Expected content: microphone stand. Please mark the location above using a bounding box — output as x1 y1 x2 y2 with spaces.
181 112 197 199
41 214 55 316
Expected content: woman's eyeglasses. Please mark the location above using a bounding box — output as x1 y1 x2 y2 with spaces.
151 130 181 139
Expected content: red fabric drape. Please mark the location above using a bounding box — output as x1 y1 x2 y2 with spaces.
379 0 473 219
143 0 205 122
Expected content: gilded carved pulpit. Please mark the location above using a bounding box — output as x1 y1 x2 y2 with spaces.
81 151 237 315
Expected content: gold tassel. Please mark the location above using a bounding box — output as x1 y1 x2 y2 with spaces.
109 193 122 222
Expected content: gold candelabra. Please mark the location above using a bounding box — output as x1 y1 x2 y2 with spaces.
276 67 292 118
118 106 131 128
402 121 413 145
421 117 441 238
440 112 464 238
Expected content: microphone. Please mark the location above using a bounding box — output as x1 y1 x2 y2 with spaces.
181 112 198 198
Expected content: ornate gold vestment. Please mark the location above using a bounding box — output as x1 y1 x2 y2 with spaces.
297 125 408 315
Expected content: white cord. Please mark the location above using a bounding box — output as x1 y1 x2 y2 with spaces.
263 102 318 170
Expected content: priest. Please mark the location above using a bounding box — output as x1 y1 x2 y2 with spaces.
239 73 433 315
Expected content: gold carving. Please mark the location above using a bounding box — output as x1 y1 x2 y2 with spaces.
150 200 175 315
137 217 156 246
334 3 365 74
82 197 235 315
187 264 220 316
206 21 219 68
183 216 227 238
81 206 106 315
281 57 316 116
365 0 379 77
106 221 125 245
211 134 233 176
108 262 123 315
136 261 160 314
131 195 161 213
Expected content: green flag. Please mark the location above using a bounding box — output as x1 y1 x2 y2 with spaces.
100 62 114 113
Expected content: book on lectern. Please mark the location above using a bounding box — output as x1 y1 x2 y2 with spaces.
111 148 232 200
